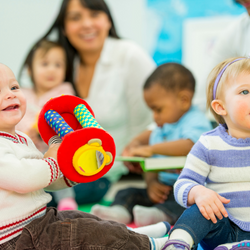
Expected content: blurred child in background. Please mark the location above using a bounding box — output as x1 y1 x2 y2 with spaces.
16 40 77 211
91 63 212 226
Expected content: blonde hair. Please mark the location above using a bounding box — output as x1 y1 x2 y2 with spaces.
206 57 250 124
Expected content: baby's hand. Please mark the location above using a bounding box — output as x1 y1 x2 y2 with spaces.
129 145 153 157
120 146 143 174
189 185 230 223
44 143 61 160
124 161 143 174
147 180 172 204
122 141 141 157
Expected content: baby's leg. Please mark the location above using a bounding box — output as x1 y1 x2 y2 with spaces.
133 192 185 226
215 241 250 250
161 204 234 250
17 207 169 250
133 205 169 226
54 187 78 211
129 221 171 238
91 204 131 224
91 187 152 224
214 229 250 249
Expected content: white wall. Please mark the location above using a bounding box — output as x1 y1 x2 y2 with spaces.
106 0 147 49
0 0 62 78
0 0 147 79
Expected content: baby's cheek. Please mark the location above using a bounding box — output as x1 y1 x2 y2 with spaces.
236 102 249 121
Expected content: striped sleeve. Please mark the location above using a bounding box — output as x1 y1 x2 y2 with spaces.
174 136 211 207
63 177 78 187
42 157 60 185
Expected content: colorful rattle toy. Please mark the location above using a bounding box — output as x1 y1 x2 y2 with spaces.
38 95 116 183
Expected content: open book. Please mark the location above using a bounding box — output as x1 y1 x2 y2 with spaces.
115 156 187 172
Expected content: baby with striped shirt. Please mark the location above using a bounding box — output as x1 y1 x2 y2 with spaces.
161 57 250 250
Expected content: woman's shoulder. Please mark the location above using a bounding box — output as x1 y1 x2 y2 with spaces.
103 37 155 68
234 12 250 27
105 37 150 58
221 13 250 36
106 37 142 49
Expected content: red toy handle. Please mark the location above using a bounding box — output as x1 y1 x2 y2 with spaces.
38 95 95 144
38 95 116 183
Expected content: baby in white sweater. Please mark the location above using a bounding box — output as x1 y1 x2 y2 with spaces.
0 63 170 250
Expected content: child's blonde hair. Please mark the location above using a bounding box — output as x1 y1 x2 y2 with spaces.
206 57 250 124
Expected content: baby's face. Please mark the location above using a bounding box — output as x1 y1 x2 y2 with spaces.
32 47 66 94
222 72 250 138
0 64 26 135
143 84 184 127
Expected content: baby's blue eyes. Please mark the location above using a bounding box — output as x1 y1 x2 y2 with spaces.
240 90 249 95
11 86 19 90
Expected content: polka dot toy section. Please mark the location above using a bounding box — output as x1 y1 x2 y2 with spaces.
74 104 103 130
45 110 74 140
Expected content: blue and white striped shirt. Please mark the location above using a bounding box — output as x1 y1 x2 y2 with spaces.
174 124 250 232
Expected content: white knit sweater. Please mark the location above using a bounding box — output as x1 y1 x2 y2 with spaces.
0 131 74 244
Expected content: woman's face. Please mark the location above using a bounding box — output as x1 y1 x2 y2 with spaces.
64 0 111 53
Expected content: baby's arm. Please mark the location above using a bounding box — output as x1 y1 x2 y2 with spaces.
188 185 230 223
44 143 60 160
43 144 78 191
122 129 152 156
129 139 194 157
145 172 172 203
121 130 152 174
174 137 230 223
0 142 60 193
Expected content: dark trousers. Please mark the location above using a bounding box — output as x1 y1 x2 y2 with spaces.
172 204 250 250
1 207 149 250
112 187 185 224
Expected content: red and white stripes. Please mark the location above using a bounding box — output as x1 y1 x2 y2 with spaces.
0 206 46 245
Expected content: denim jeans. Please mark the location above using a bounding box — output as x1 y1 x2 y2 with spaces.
112 187 185 223
3 207 149 250
171 204 250 250
48 177 111 206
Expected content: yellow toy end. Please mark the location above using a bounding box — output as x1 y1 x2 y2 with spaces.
72 138 113 177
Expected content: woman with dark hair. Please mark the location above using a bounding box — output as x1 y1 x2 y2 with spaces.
20 0 156 210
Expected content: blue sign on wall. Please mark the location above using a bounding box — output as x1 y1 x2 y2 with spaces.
147 0 245 65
